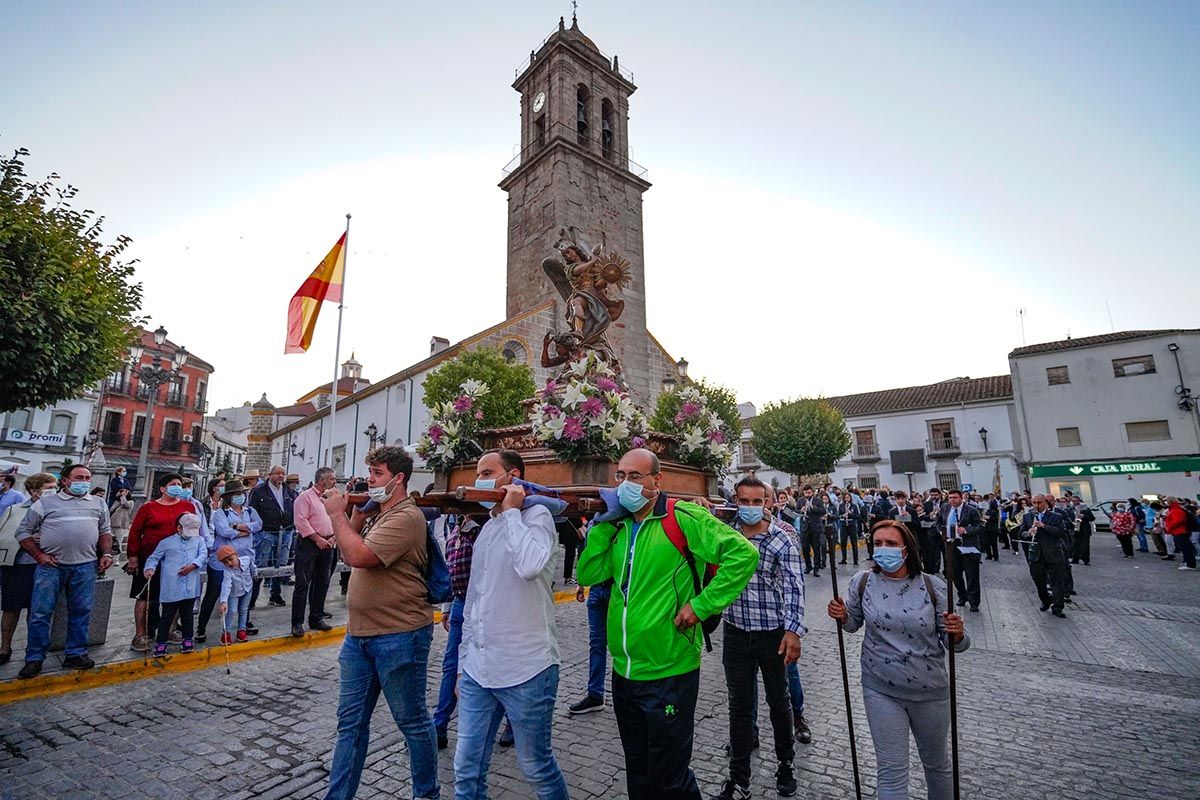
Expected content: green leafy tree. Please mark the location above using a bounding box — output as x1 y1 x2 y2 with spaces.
750 398 852 478
650 378 741 436
0 148 143 412
423 347 536 427
220 452 233 478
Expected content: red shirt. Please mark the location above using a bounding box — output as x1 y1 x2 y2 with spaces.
128 499 193 561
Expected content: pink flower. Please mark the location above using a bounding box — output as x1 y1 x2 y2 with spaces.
429 425 444 444
564 417 586 441
475 410 484 420
453 395 473 413
673 412 685 425
580 397 605 418
681 402 701 419
708 430 725 444
540 378 558 400
543 403 561 418
632 436 647 448
595 377 618 392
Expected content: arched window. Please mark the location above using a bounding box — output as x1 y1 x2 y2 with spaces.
576 85 590 146
601 99 614 160
502 340 528 365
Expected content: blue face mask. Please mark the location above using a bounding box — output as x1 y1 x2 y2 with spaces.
166 485 186 499
230 494 246 506
873 546 905 573
67 481 91 497
737 505 764 525
180 488 194 500
474 477 497 509
617 480 650 513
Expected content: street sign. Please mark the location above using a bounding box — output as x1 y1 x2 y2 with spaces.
1028 458 1200 479
3 429 67 447
960 483 973 491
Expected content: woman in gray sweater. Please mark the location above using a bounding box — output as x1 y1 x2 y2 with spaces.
827 519 968 800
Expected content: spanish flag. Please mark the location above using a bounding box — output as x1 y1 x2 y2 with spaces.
285 232 346 354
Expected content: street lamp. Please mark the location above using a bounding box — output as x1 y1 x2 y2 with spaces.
662 375 678 393
130 327 187 498
363 422 380 450
978 426 989 452
905 471 914 495
676 357 689 380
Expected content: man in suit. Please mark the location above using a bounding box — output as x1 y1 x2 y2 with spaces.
248 465 297 608
938 488 985 612
1020 494 1070 618
798 485 825 578
867 489 892 561
1070 496 1095 565
919 488 944 573
886 491 923 563
836 493 862 566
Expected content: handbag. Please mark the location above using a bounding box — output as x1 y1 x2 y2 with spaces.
0 503 31 566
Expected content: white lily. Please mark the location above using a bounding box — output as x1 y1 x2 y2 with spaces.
681 428 706 452
606 419 630 444
562 383 588 408
542 416 567 440
460 379 489 397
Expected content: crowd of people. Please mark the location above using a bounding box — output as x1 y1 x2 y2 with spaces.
2 451 1198 799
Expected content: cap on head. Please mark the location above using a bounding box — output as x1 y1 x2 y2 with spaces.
178 513 201 531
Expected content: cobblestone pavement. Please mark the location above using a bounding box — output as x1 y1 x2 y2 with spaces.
2 536 1197 800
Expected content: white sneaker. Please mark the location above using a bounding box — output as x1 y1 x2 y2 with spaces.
1179 565 1194 570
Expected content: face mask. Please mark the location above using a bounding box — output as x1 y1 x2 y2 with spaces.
67 481 91 497
737 505 764 525
230 494 246 506
367 475 398 504
180 488 194 500
166 485 186 499
874 546 905 573
617 480 650 513
179 528 197 539
474 478 498 509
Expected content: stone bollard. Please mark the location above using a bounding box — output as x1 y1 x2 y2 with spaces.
49 576 114 651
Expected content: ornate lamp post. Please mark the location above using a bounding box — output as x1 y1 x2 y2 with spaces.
363 423 385 451
978 426 989 452
129 325 188 498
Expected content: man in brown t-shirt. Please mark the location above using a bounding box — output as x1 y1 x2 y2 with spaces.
321 446 439 800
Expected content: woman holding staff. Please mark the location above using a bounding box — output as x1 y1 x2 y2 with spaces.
827 520 968 800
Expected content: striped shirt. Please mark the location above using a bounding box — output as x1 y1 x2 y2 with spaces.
723 519 806 636
15 491 111 565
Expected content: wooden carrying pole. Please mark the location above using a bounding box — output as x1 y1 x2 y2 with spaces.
944 534 962 800
825 529 863 800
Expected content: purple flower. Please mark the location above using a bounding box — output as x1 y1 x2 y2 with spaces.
673 412 685 425
631 436 647 448
580 397 605 418
680 402 701 419
452 395 473 413
708 430 725 444
475 410 484 420
543 403 561 418
595 377 618 392
564 417 586 441
429 425 444 444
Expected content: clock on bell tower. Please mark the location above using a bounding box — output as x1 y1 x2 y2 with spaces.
500 15 654 400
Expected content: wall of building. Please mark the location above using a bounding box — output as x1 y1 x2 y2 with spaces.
1 394 100 479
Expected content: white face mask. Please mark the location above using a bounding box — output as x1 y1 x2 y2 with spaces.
367 475 399 504
179 529 198 540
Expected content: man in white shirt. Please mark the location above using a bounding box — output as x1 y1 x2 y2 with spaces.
453 449 568 800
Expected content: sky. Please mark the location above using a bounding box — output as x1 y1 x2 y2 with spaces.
4 0 1198 414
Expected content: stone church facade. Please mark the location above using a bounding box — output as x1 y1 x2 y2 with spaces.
261 17 681 484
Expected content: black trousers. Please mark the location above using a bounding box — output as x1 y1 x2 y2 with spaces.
1115 534 1134 557
612 668 702 800
563 537 578 581
801 529 824 572
197 566 223 634
952 552 981 608
983 528 1000 560
291 536 334 626
1029 559 1065 611
723 624 794 787
156 598 195 644
839 523 860 564
1071 534 1091 564
923 535 942 575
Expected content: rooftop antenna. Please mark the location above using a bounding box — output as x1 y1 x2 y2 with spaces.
1105 301 1116 332
1017 308 1026 346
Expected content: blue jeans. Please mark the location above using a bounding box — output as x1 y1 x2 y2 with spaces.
224 592 251 632
326 626 439 800
586 584 610 699
454 665 568 800
433 597 466 733
26 561 97 663
1135 526 1149 551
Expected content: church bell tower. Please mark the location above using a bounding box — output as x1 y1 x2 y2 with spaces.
500 15 654 400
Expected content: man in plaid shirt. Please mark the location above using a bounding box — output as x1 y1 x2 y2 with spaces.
432 514 482 750
716 476 806 800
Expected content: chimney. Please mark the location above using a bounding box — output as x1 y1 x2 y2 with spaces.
430 336 450 355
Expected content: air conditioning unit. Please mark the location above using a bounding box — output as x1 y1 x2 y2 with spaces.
183 435 194 442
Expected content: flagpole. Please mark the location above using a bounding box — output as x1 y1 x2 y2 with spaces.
327 213 350 471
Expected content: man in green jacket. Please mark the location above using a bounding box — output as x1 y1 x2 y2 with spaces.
577 448 758 800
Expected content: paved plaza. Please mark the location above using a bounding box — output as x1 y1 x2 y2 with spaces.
1 537 1198 800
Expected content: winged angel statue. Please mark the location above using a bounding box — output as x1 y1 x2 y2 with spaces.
540 226 632 381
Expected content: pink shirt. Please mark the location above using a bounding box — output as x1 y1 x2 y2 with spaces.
294 487 334 539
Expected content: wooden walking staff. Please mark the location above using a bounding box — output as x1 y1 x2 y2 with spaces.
943 531 962 800
825 528 863 800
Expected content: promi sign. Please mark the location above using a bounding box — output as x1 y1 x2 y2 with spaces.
1029 458 1200 479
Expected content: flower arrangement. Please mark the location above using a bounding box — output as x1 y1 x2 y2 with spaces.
531 353 647 462
417 379 489 472
656 384 734 474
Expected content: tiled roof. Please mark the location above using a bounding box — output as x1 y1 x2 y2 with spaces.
825 376 1013 418
299 376 371 401
274 402 317 417
1009 329 1200 357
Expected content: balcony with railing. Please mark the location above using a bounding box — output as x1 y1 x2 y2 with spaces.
99 429 124 447
502 121 648 180
164 388 187 407
927 436 961 457
850 443 881 463
105 376 132 395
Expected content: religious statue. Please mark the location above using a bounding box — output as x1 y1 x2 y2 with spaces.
540 226 631 380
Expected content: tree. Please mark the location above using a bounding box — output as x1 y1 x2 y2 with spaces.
750 398 852 478
650 377 741 436
0 148 143 413
422 347 536 428
220 452 233 477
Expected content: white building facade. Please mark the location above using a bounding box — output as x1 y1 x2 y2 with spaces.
1 391 101 479
825 376 1024 496
1009 329 1200 503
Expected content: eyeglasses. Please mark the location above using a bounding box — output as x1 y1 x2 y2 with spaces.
614 471 655 482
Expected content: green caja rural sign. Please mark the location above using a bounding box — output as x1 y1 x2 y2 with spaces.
1028 458 1200 479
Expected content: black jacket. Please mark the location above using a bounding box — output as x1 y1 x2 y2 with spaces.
1020 508 1070 563
799 496 826 534
887 502 922 540
248 481 296 532
1075 506 1095 536
938 502 985 549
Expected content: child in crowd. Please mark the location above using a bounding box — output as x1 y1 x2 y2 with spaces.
216 544 255 644
143 513 207 657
